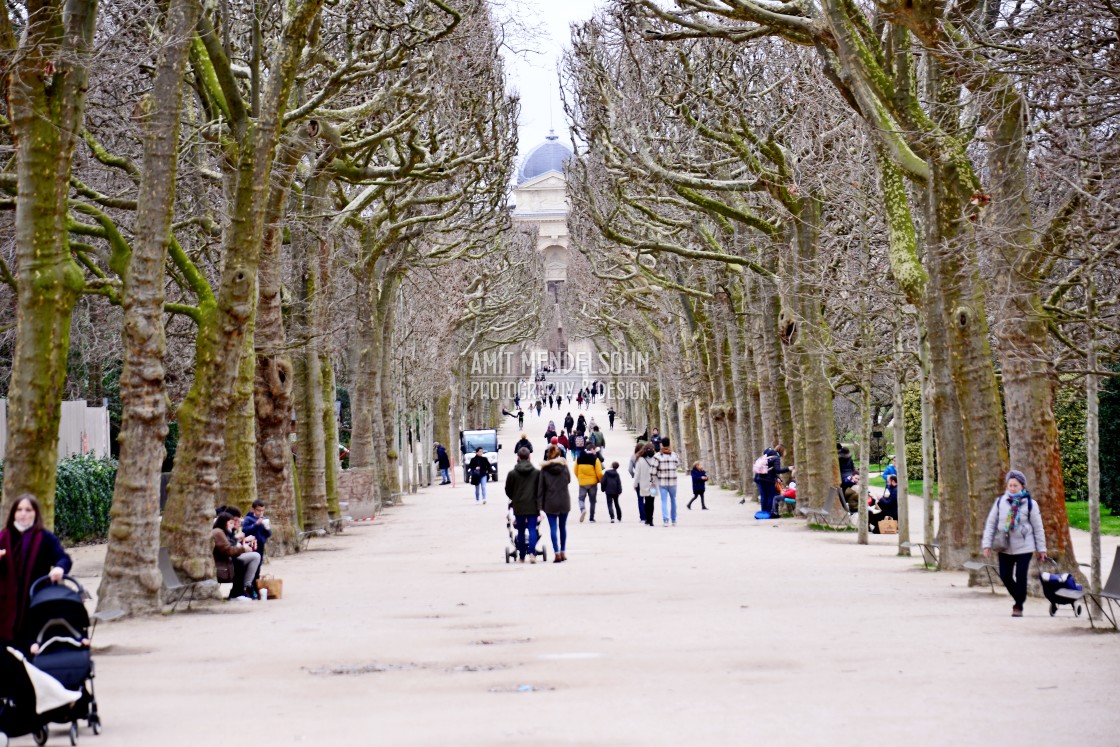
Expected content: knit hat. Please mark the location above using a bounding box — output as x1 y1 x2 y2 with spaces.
1005 469 1027 488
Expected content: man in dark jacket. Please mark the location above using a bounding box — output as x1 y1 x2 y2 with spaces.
241 500 272 558
435 442 451 484
514 433 533 455
563 412 575 435
505 448 541 562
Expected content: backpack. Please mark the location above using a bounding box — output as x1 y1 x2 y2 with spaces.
573 434 586 449
753 454 770 475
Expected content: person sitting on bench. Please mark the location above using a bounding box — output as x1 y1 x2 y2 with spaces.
212 512 261 601
869 475 899 533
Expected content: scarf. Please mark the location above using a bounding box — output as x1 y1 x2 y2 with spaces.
1004 491 1027 533
0 526 44 643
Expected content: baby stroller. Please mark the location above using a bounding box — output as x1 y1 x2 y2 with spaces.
24 575 103 744
1039 567 1084 618
505 507 548 563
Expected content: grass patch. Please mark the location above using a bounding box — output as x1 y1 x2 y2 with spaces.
1065 501 1120 536
807 523 857 532
869 475 938 499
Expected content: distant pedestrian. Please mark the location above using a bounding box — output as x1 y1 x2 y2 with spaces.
601 461 623 522
467 447 493 504
881 456 897 482
590 425 605 455
435 442 451 485
557 431 569 452
688 462 708 510
576 391 583 409
505 447 541 563
607 408 616 430
629 441 647 522
544 421 558 446
514 433 533 455
633 443 658 526
535 401 542 417
563 412 575 436
576 414 586 435
650 429 661 452
575 448 604 522
982 470 1047 617
654 438 680 526
517 409 525 429
538 445 571 563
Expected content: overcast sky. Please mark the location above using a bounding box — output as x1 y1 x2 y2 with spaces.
499 0 602 160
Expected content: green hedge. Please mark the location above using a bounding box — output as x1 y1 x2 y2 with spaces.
0 454 117 543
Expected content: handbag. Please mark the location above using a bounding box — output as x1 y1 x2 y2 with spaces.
878 516 898 535
258 575 283 600
991 529 1010 553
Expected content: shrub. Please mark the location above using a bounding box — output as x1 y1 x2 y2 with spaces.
54 454 117 542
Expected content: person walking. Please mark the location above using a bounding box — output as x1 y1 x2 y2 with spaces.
467 447 493 504
0 495 72 651
435 442 451 485
688 462 709 510
654 438 681 526
575 447 604 522
505 447 542 563
535 401 542 417
517 409 525 429
601 461 624 522
576 414 587 436
982 470 1047 617
607 407 616 430
538 445 572 562
629 441 649 523
514 433 533 455
650 428 662 452
576 390 583 409
563 412 575 436
633 443 658 526
590 425 605 456
544 421 558 446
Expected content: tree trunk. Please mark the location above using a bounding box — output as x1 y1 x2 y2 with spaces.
1 0 98 523
1086 281 1101 594
858 379 871 545
893 320 911 556
97 0 199 616
219 327 258 512
162 0 327 576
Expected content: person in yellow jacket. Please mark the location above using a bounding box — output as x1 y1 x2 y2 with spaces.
574 447 604 522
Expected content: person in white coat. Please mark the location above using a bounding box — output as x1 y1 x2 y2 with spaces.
982 469 1048 617
632 443 658 527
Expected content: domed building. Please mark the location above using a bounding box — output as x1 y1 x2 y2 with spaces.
512 132 573 366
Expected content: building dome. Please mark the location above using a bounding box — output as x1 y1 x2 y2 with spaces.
518 131 572 183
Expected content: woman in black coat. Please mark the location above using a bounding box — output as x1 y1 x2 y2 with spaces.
538 445 572 562
0 495 73 651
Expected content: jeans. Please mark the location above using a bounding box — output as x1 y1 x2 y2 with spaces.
756 478 778 514
440 467 450 483
998 552 1032 607
514 515 539 560
546 512 569 552
578 484 598 518
643 496 655 525
606 493 621 520
475 475 487 502
636 487 645 522
660 485 678 524
231 551 261 597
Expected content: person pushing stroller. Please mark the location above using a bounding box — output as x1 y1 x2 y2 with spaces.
505 447 542 563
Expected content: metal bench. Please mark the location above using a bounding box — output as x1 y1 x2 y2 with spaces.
159 547 202 611
1063 546 1120 630
901 541 939 569
963 560 999 593
297 528 328 551
328 517 348 534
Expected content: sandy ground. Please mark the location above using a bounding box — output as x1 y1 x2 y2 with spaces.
14 396 1119 747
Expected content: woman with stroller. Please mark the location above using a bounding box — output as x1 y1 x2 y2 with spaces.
538 445 572 562
0 495 72 651
212 512 262 601
982 470 1047 617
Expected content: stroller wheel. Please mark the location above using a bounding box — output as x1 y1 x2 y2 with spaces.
69 722 78 746
1049 602 1057 617
33 726 48 746
1076 604 1083 617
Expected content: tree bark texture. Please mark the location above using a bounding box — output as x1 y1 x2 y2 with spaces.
97 0 200 616
1 0 98 524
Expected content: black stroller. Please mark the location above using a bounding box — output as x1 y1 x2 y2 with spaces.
1039 567 1084 618
22 576 103 745
505 507 548 563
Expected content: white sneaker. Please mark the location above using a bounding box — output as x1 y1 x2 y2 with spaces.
580 509 587 522
530 554 536 564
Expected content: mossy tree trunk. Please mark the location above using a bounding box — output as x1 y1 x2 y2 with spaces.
0 0 98 524
97 0 200 616
161 0 327 579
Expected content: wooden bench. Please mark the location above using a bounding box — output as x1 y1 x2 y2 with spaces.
963 560 999 593
901 541 939 569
